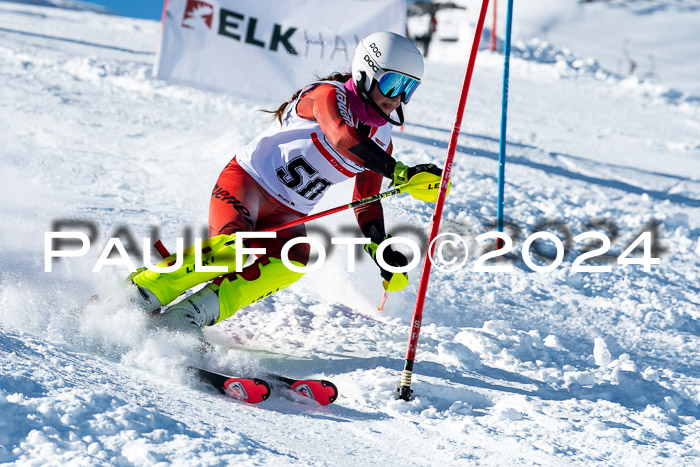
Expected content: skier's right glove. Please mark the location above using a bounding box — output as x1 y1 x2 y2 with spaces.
392 162 443 187
364 237 409 292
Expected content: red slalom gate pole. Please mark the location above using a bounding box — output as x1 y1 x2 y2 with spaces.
397 0 491 401
490 0 497 51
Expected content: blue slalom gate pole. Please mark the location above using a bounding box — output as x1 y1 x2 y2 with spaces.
496 0 514 237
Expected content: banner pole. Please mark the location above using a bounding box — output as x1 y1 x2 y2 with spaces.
496 0 514 237
397 0 491 401
153 0 169 80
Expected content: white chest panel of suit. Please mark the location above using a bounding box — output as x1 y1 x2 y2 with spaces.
236 82 393 214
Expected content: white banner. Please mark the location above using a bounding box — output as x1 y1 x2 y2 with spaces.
154 0 406 101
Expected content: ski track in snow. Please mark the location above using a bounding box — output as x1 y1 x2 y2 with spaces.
1 0 699 465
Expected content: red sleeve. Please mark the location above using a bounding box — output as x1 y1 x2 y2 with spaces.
296 84 369 167
296 84 397 178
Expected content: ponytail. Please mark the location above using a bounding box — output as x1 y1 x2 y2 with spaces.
262 71 353 125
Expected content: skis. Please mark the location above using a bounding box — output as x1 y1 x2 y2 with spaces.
190 366 338 406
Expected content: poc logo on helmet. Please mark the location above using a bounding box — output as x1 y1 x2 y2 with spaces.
363 54 379 73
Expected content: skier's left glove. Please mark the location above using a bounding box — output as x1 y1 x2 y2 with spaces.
364 237 409 292
392 162 443 187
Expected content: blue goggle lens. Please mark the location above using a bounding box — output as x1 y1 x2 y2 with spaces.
377 72 420 103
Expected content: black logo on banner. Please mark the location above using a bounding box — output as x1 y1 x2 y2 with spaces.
218 8 297 54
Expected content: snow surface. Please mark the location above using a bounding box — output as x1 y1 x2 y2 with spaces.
1 0 699 465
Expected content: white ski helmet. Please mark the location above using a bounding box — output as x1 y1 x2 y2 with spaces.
351 31 424 124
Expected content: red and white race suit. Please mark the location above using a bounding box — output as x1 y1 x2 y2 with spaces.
237 81 393 215
209 81 394 267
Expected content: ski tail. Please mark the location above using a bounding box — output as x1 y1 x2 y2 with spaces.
270 374 338 406
190 366 271 404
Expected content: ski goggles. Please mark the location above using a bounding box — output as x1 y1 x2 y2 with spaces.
376 72 421 104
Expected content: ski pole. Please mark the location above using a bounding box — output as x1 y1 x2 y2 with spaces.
156 174 443 257
397 0 491 401
223 172 443 242
378 290 388 311
154 239 170 259
158 189 406 253
260 186 402 234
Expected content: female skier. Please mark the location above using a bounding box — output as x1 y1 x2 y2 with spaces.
127 31 443 334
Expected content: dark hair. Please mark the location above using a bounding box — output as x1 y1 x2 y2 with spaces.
262 71 353 125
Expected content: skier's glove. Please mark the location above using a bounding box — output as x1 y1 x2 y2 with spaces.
364 237 409 292
392 162 443 187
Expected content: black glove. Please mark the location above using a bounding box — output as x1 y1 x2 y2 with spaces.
364 237 409 291
393 162 443 186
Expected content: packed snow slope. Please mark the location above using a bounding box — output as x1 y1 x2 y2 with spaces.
1 0 699 465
